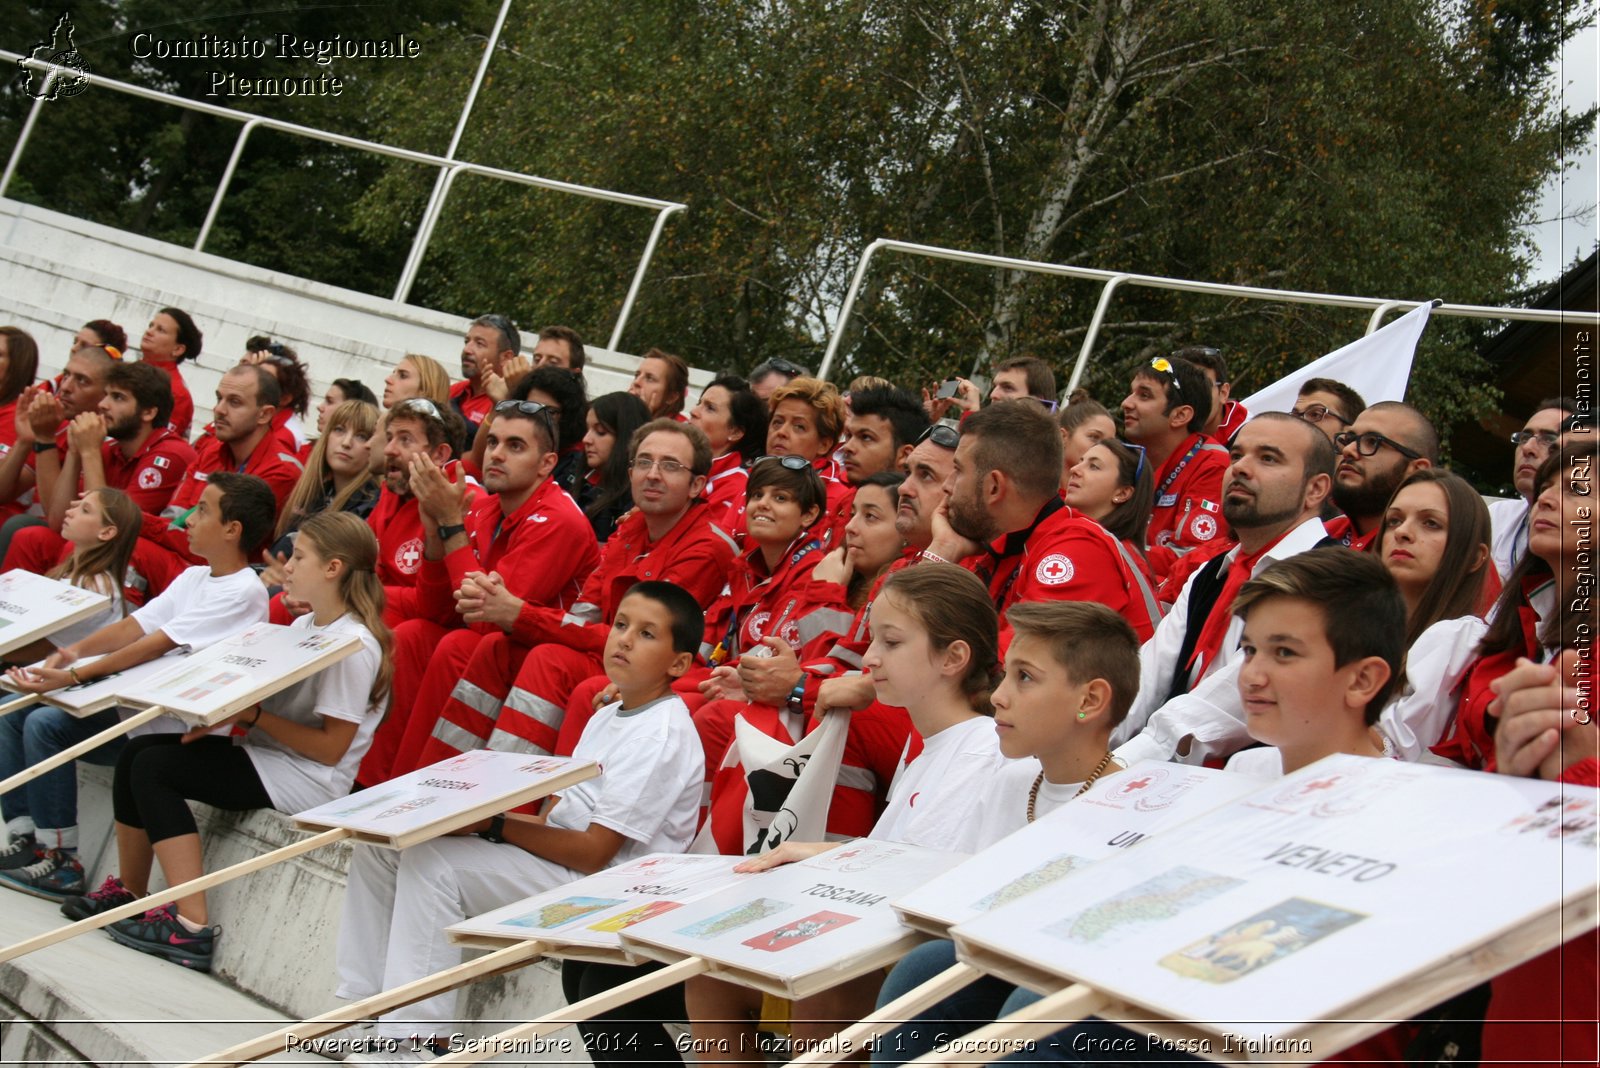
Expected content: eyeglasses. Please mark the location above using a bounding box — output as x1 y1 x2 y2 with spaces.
629 457 691 477
394 398 444 421
1293 404 1350 427
1023 396 1059 414
1147 357 1182 395
753 454 812 471
1332 430 1423 461
916 424 961 450
1510 429 1561 449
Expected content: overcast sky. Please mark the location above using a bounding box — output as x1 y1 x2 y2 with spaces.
1525 22 1598 283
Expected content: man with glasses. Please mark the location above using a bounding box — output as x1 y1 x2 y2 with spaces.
747 358 808 402
1291 377 1367 442
450 313 521 436
374 400 602 780
1488 397 1575 579
1120 355 1229 574
412 419 738 766
1327 401 1438 550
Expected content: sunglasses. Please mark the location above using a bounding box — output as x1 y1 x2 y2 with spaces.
1332 430 1423 461
493 398 557 437
753 454 812 471
394 398 444 421
916 424 961 449
1147 357 1183 396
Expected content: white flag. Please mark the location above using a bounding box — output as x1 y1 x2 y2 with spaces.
1241 300 1435 415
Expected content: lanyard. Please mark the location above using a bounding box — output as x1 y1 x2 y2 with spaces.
712 538 822 662
1156 437 1206 502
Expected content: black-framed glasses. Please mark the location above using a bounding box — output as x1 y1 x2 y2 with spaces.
1510 429 1561 449
1292 404 1350 428
916 424 961 450
394 398 444 421
753 454 812 471
493 399 557 438
1333 430 1422 461
629 457 691 476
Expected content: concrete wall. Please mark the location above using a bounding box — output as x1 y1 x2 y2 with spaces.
0 197 709 423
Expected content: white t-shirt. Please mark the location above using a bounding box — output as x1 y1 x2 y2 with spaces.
1223 747 1283 778
550 694 704 866
241 613 385 814
126 564 270 736
968 757 1115 848
49 572 125 649
871 715 1003 853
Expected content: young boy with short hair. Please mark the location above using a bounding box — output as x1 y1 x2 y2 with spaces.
338 581 707 1063
1225 545 1405 777
2 472 275 903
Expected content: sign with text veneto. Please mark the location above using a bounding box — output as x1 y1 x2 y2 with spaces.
113 622 362 725
0 570 110 656
619 838 965 998
895 763 1261 938
952 755 1600 1057
293 750 597 849
448 852 751 962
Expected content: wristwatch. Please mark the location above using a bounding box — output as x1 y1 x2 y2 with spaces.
437 523 467 542
478 814 508 844
786 676 808 715
32 441 57 453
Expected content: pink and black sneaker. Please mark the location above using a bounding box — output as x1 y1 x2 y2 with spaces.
59 874 136 921
106 903 217 972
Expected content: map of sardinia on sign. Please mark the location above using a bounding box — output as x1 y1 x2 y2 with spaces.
894 763 1261 937
0 651 184 716
448 853 751 962
112 622 362 725
292 751 597 849
618 838 966 998
952 755 1600 1054
0 570 110 656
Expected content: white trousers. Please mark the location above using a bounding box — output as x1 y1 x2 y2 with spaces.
335 836 577 1041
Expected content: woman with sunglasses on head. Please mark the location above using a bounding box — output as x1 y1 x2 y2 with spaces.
1064 438 1154 557
690 374 767 533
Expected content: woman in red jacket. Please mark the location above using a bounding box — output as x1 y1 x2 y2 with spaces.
689 374 766 534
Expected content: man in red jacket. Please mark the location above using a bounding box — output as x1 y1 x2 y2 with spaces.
361 399 466 623
411 419 737 766
372 400 601 780
448 314 519 436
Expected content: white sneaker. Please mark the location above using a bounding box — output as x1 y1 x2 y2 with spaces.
345 1043 439 1064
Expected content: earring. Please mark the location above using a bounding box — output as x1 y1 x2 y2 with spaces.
1076 711 1087 720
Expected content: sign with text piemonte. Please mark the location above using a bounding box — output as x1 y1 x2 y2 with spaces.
0 570 110 656
293 750 597 849
619 838 965 998
895 762 1261 937
952 755 1599 1057
448 852 751 962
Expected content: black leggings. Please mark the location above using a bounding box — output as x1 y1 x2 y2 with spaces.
112 734 273 843
561 958 687 1066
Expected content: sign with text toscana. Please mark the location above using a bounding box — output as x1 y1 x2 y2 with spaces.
953 755 1599 1056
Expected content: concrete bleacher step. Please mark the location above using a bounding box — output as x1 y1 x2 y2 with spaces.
0 765 592 1066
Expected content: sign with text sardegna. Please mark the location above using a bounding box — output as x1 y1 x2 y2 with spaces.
619 838 966 999
293 751 598 849
952 755 1600 1055
895 763 1262 938
448 853 751 963
0 651 181 716
0 570 110 656
112 622 363 725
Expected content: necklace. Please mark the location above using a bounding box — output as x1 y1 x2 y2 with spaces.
1027 751 1115 823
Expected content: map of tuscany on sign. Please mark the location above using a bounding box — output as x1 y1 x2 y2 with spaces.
952 754 1599 1050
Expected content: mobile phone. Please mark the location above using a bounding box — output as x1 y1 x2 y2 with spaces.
936 379 961 400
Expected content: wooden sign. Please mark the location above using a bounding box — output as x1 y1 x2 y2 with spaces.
448 852 750 963
619 838 965 999
895 763 1259 938
0 570 110 657
114 622 362 726
292 750 597 849
952 755 1600 1058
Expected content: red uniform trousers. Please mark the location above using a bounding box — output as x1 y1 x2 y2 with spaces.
356 616 447 783
3 525 65 575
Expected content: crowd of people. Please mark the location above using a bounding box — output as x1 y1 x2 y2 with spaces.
0 309 1590 1065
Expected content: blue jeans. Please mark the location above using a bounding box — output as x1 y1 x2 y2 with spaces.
0 704 125 834
871 940 1020 1066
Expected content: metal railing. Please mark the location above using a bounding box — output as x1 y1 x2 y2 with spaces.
818 238 1600 389
0 49 687 350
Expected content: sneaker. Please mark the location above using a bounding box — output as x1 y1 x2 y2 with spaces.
0 848 84 901
105 904 216 972
60 874 136 921
345 1041 444 1064
0 832 39 872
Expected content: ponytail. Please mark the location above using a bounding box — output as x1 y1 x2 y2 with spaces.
296 512 393 707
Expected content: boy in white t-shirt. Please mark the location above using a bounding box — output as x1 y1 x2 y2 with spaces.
0 472 274 903
338 581 706 1064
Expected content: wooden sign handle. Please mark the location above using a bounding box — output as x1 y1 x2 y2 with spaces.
0 826 351 965
182 940 549 1067
902 984 1111 1066
0 703 167 796
787 961 983 1067
430 956 712 1066
0 692 39 718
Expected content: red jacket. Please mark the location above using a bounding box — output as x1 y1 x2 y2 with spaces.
701 536 850 664
816 457 852 548
1323 514 1379 551
414 476 599 631
152 362 193 440
963 497 1161 641
450 380 494 433
1147 432 1229 555
510 500 739 653
704 451 748 533
137 428 304 565
101 428 197 514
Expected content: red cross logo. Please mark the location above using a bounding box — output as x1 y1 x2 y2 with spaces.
1302 777 1339 792
1124 777 1153 790
396 537 423 573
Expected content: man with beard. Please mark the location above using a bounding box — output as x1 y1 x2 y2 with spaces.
1327 401 1437 550
920 401 1158 640
2 363 196 575
1114 412 1337 766
449 314 520 435
364 400 601 781
1486 397 1572 580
